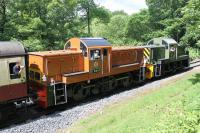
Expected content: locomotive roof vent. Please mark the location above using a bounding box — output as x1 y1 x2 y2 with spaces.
0 41 25 57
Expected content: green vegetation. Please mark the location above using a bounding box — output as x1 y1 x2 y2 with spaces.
1 0 200 53
188 48 200 60
68 71 200 133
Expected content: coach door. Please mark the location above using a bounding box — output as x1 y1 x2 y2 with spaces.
0 58 9 87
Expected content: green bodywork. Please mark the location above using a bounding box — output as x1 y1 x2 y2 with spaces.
145 38 189 63
47 85 55 107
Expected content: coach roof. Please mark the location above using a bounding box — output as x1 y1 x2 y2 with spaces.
0 41 26 57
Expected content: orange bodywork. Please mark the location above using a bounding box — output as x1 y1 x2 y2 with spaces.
29 50 84 83
111 47 143 75
29 39 144 85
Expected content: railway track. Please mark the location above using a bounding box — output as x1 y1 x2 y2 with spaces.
189 59 200 68
1 60 200 130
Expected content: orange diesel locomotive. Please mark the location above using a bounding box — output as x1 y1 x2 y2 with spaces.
29 38 145 108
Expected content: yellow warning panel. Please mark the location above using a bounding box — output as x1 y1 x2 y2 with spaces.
144 48 150 60
145 64 154 79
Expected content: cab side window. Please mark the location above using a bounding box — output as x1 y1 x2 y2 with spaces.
103 49 108 56
35 72 41 81
90 49 101 60
29 70 34 79
65 42 71 49
81 43 87 57
9 62 20 79
162 40 168 49
29 70 41 82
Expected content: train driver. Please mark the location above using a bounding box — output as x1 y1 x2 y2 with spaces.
13 62 24 75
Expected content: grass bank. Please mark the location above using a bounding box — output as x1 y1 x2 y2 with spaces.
65 71 200 133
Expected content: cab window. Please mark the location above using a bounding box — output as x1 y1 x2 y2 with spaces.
162 40 168 49
35 72 41 81
90 49 101 60
65 42 71 49
29 70 34 79
29 70 41 82
81 43 87 57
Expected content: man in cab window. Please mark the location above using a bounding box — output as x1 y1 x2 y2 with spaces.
13 62 24 75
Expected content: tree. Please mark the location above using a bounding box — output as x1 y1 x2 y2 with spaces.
78 0 110 35
0 0 9 40
126 10 152 42
0 0 6 34
180 0 200 48
145 0 190 42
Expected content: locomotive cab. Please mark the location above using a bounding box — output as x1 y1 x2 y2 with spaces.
65 38 112 80
146 38 189 77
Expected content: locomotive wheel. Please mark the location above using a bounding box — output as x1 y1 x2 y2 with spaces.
109 79 117 90
91 86 100 95
0 111 6 124
0 111 2 123
122 78 129 89
72 85 88 101
128 77 134 88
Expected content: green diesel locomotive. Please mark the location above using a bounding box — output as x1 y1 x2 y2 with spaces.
143 38 189 79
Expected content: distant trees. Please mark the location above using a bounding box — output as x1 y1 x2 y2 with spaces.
0 0 200 50
0 0 7 37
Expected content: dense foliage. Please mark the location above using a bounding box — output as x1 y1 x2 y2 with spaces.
0 0 200 51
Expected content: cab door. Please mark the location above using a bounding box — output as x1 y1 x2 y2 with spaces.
0 58 10 102
89 49 103 78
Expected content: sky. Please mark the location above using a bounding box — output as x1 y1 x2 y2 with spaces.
94 0 148 15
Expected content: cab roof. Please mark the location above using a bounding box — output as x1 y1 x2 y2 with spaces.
80 38 111 47
65 38 112 51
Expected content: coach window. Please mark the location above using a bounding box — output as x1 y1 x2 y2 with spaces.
9 62 20 79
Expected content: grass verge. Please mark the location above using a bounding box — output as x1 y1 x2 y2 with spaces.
64 71 200 133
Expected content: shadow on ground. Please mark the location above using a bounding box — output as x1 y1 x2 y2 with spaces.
189 73 200 84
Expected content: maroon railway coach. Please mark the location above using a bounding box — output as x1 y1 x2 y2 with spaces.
0 42 28 121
